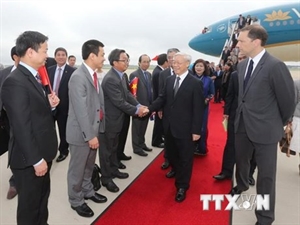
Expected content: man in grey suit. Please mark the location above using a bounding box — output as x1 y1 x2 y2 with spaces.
101 49 148 193
67 40 107 218
232 24 295 225
129 54 153 157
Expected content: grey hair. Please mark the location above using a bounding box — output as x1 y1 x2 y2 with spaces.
174 52 192 64
167 48 180 54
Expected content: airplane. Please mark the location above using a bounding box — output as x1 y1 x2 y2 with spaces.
188 3 300 62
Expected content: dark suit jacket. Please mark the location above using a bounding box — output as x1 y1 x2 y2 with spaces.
0 66 13 155
102 68 139 133
152 65 163 101
213 70 223 86
149 73 205 139
235 52 295 144
158 68 173 96
0 66 14 111
129 68 152 106
224 71 238 118
1 64 58 169
47 64 76 115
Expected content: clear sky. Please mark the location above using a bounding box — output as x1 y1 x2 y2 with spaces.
0 0 298 66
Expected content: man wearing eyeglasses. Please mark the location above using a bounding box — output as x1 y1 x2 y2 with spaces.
101 49 148 193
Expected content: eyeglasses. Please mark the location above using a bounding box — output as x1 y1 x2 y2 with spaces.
118 59 130 63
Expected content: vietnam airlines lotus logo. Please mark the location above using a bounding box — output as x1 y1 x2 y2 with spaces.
264 10 292 21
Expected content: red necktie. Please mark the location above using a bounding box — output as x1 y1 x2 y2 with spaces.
93 72 98 91
93 72 103 121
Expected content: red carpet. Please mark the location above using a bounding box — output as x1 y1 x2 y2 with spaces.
93 103 232 225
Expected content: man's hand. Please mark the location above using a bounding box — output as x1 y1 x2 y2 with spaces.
48 92 60 107
192 134 201 141
138 106 149 117
89 137 99 150
158 111 163 119
34 160 48 177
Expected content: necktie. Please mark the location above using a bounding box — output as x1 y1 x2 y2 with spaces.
173 76 181 97
93 72 98 92
243 59 254 91
36 73 42 85
93 72 103 121
35 74 45 93
54 68 62 94
144 71 152 102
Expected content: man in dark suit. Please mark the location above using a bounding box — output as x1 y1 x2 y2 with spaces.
129 54 153 157
158 48 179 173
211 64 223 103
1 31 59 225
47 47 76 162
151 53 168 148
0 46 20 200
116 72 132 168
232 25 295 225
237 14 246 29
149 52 205 202
101 49 147 193
220 46 231 65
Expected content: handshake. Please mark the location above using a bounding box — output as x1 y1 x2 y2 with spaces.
137 105 150 117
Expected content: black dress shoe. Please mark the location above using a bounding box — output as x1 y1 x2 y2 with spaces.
118 162 126 169
166 170 176 178
119 154 132 161
84 193 107 203
213 173 231 180
56 154 68 162
161 161 170 170
71 203 94 217
134 150 148 157
102 181 119 193
142 146 153 152
248 176 255 186
112 171 129 179
229 186 243 196
175 188 186 202
194 149 207 156
7 186 17 200
152 143 165 148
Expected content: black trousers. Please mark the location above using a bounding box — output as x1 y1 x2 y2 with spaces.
131 115 149 152
54 113 69 155
101 132 119 184
221 115 236 176
12 162 52 225
117 115 130 160
165 128 194 190
151 113 164 146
